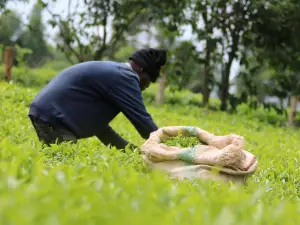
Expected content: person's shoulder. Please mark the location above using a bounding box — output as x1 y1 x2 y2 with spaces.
97 61 139 80
75 60 133 72
92 61 136 76
82 60 121 68
81 61 123 78
83 61 140 86
117 62 140 81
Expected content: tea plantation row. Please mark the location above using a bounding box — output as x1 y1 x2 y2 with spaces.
0 73 300 224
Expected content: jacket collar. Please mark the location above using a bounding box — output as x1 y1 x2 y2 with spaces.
123 62 140 81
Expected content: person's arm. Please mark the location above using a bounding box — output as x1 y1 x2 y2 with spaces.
96 125 137 150
107 73 158 140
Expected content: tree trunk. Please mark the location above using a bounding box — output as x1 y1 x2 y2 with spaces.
220 32 240 111
4 46 14 82
2 45 5 62
202 86 210 107
201 11 213 108
202 43 211 107
280 98 284 109
288 95 298 126
220 61 231 111
156 72 167 105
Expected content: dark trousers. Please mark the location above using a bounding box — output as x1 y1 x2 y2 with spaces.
29 116 77 146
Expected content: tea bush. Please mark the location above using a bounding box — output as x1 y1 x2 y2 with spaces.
1 73 300 224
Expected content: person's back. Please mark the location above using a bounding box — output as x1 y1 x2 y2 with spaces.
28 48 167 150
30 61 135 138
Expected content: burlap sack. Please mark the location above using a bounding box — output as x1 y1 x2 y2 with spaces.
140 126 258 184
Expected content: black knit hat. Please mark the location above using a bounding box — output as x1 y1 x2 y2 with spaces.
129 48 167 82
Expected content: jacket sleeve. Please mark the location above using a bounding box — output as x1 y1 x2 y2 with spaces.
96 125 137 150
107 71 158 139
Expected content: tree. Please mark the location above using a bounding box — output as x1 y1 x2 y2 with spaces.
0 10 21 45
183 0 253 110
16 1 51 67
126 3 189 105
0 0 28 13
166 41 199 91
152 26 178 105
213 0 253 111
245 0 300 125
0 10 21 63
146 26 199 105
42 0 187 63
234 53 281 110
186 0 220 107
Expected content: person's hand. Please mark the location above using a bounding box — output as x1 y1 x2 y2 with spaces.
208 134 245 149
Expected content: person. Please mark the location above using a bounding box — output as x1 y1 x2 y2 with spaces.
28 48 167 150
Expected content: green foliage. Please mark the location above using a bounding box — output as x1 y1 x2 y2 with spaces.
0 63 56 86
233 55 290 108
45 45 73 70
113 45 137 62
165 41 201 92
43 0 190 63
0 10 21 46
44 0 139 62
14 45 33 65
244 0 300 96
16 1 52 67
3 0 300 112
249 0 300 67
2 77 300 224
236 103 287 126
0 0 28 13
142 84 218 108
162 135 202 148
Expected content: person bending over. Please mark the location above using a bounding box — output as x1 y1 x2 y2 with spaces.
28 48 167 150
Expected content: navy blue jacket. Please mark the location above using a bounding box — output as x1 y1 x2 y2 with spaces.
28 61 158 149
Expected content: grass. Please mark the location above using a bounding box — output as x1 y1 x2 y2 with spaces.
1 67 300 224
